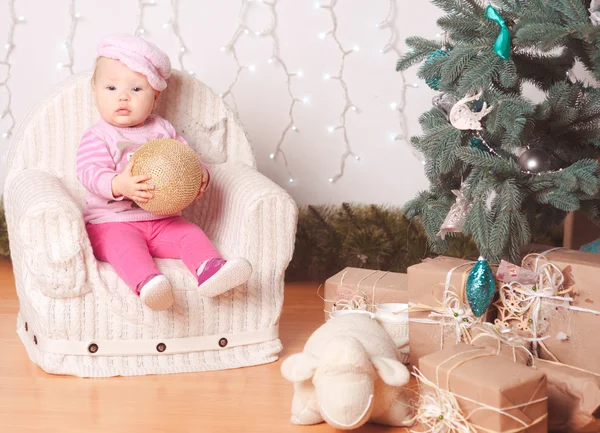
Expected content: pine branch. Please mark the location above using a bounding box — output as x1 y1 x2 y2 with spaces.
548 0 589 24
397 37 443 71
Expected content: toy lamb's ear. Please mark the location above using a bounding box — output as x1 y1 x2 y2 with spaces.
281 353 320 382
371 356 410 386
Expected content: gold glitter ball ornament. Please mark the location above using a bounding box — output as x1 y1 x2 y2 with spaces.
131 138 204 215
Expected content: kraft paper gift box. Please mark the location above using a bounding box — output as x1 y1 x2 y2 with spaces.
536 359 600 433
407 256 497 366
416 343 548 433
469 324 532 366
323 267 408 321
506 248 600 375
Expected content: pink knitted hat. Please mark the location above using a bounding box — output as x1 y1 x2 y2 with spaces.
97 34 171 91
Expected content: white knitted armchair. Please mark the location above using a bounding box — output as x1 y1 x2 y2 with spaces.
2 71 298 377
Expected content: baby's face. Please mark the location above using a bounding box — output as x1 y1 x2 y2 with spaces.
92 57 159 128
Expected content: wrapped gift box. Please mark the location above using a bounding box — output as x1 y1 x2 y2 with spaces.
407 256 497 365
536 359 600 433
515 248 600 375
323 267 408 321
417 343 547 433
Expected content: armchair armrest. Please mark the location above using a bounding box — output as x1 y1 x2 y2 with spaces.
186 161 298 273
4 169 95 298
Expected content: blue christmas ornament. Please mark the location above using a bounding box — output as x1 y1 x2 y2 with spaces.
424 49 449 90
581 239 600 253
466 256 496 317
473 99 484 113
470 137 487 151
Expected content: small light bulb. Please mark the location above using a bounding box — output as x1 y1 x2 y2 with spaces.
412 83 419 88
291 125 297 131
188 70 195 75
2 132 8 138
17 16 25 22
163 23 169 29
328 178 334 183
56 62 64 69
61 41 68 49
4 43 10 49
314 1 321 8
149 0 156 4
269 153 275 159
324 73 330 80
354 155 360 160
218 93 223 97
302 96 310 104
268 57 274 64
436 33 442 38
379 49 384 54
255 31 261 36
421 160 426 165
353 45 360 52
180 47 186 52
249 64 256 71
244 29 249 34
139 28 145 34
296 70 303 77
390 133 397 141
390 102 398 110
318 32 326 40
289 178 294 183
351 105 357 111
328 126 334 133
74 13 81 19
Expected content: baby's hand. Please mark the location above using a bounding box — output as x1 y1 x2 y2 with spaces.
112 159 155 203
195 166 210 200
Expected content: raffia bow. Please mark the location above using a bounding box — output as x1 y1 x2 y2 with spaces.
408 262 482 350
495 250 600 357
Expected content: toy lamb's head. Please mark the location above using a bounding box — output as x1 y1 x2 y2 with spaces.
281 334 410 429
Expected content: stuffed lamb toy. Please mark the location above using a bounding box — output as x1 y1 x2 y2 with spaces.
280 313 414 430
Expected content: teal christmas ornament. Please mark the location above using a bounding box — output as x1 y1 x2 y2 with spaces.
466 256 496 317
423 49 449 90
485 5 511 60
470 137 487 151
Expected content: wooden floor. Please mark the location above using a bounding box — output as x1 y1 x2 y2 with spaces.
0 259 411 433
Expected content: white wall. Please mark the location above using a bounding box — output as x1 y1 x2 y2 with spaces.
0 0 442 206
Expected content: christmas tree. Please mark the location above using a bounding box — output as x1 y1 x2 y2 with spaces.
397 0 600 262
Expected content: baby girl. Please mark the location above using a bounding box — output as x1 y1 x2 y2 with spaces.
77 34 252 311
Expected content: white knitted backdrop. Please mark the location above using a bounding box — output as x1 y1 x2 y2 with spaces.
0 0 442 206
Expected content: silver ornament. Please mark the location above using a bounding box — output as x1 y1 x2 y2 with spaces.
518 148 551 173
449 89 494 131
437 185 472 240
432 93 457 118
590 0 600 25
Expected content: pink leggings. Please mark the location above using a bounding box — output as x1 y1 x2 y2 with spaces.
86 216 221 293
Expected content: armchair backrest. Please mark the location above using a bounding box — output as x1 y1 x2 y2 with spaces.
3 70 255 207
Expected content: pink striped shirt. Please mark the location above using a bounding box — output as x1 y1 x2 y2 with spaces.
77 114 209 224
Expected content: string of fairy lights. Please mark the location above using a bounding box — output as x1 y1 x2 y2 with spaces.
163 0 192 75
219 0 307 183
0 0 25 141
0 0 417 187
56 0 82 74
376 0 420 163
315 0 362 183
135 0 156 37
